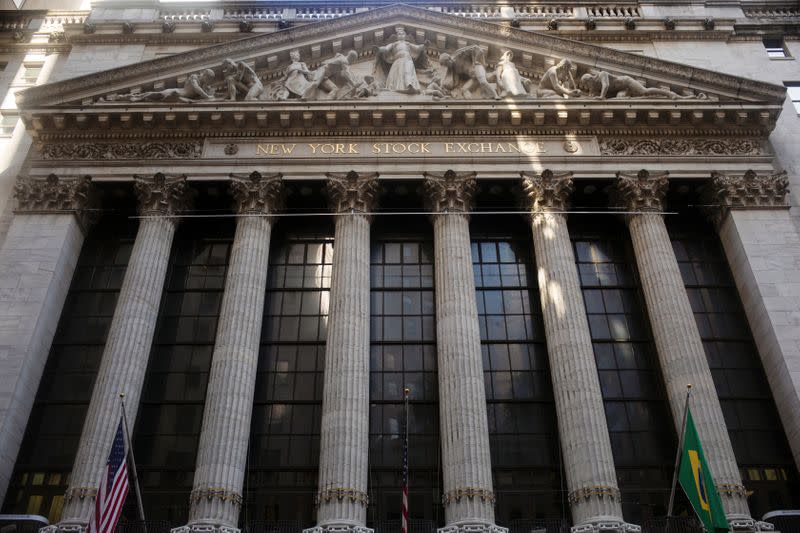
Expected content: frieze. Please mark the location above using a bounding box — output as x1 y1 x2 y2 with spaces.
40 141 203 160
598 138 763 156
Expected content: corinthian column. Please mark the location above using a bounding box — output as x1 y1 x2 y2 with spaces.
176 172 283 533
422 170 504 533
705 171 800 486
57 173 192 530
0 175 91 505
613 170 751 524
306 171 378 533
520 170 633 532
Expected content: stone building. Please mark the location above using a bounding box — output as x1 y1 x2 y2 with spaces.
0 1 799 533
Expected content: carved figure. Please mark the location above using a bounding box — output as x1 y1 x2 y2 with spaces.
579 71 691 99
536 59 580 98
269 50 313 100
493 50 531 97
223 58 266 101
439 45 500 100
102 69 216 103
372 26 429 94
302 50 370 100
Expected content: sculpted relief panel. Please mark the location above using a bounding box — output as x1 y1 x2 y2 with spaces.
98 26 713 104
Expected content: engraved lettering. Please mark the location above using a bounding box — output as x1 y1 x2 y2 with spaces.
282 144 297 155
349 143 359 154
335 144 345 154
445 143 455 153
308 143 320 154
480 143 493 153
421 143 431 153
256 144 269 155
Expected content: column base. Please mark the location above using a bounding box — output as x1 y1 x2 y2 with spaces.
571 521 641 533
40 523 86 533
172 524 240 533
302 525 373 533
728 518 776 532
438 522 508 533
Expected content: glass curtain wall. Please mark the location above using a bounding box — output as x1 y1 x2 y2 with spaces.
470 218 564 524
2 217 135 523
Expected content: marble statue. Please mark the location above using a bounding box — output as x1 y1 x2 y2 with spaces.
223 59 267 101
439 45 500 100
372 26 430 94
578 70 694 99
100 69 216 103
301 50 373 100
536 58 580 98
493 50 531 97
269 49 313 100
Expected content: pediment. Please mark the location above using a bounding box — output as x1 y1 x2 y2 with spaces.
17 4 786 136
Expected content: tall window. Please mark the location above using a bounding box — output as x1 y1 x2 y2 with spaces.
246 225 332 525
2 218 135 522
471 219 563 523
134 220 234 523
368 219 440 527
571 217 675 522
668 216 800 515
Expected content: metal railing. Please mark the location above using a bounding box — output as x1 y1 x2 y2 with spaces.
641 517 704 533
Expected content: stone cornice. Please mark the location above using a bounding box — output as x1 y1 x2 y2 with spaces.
134 172 194 217
16 4 787 108
520 169 574 213
325 170 379 213
612 169 670 212
703 169 789 225
423 170 477 213
229 171 283 214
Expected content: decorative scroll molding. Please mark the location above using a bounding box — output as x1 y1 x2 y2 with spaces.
520 169 574 212
599 138 762 156
189 487 243 506
703 170 789 226
14 174 91 214
40 142 202 160
325 170 379 213
422 170 477 213
567 484 621 504
314 486 369 507
134 173 193 217
229 171 283 214
612 169 669 212
441 486 496 505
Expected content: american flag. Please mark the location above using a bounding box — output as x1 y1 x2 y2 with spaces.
401 390 410 533
88 418 129 533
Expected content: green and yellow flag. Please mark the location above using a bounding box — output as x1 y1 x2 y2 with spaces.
678 408 729 533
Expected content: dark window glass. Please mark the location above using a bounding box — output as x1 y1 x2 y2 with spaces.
369 219 441 526
668 216 800 515
2 217 136 522
571 217 676 522
134 220 234 523
246 225 332 526
764 37 789 58
473 219 564 523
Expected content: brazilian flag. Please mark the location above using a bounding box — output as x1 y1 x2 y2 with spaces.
678 408 729 533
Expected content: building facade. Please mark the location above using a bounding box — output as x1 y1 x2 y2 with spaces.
0 1 799 533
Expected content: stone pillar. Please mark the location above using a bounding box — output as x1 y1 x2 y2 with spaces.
176 172 283 533
520 170 634 533
306 171 378 533
613 170 752 525
57 173 192 529
0 175 91 505
422 170 504 533
705 170 800 477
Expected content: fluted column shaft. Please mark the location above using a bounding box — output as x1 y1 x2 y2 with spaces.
185 173 283 531
521 171 625 529
616 170 750 520
423 171 499 532
60 174 191 526
311 172 377 533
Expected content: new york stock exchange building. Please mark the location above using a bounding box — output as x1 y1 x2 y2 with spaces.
0 2 800 533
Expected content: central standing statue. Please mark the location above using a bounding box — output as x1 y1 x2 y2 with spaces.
372 26 429 94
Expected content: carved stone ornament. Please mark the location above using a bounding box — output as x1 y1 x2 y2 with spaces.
422 170 477 213
704 170 789 226
134 172 193 217
83 21 96 34
162 20 176 34
41 142 202 160
326 170 379 213
612 169 669 212
520 169 574 213
599 138 761 157
229 171 284 214
14 174 91 214
200 19 214 32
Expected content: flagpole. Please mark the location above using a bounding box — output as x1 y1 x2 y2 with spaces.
667 384 692 517
119 393 148 530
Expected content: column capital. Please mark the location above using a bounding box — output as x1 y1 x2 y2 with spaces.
613 169 669 213
14 174 94 231
423 170 477 213
134 172 193 217
704 169 789 226
229 171 283 215
325 171 379 214
520 169 574 212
